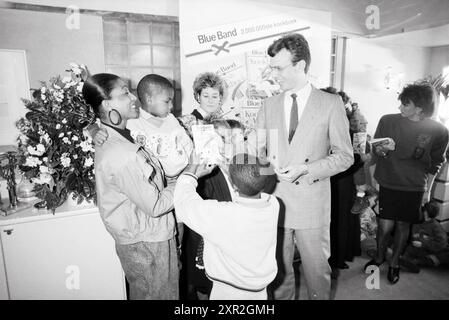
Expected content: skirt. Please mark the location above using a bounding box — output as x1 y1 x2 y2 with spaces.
378 186 424 223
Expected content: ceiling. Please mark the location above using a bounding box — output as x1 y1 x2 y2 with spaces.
255 0 449 39
3 0 449 43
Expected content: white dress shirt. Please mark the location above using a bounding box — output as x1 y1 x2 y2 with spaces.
283 82 312 131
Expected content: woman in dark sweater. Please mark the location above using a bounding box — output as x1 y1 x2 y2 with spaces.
182 72 231 299
364 83 449 284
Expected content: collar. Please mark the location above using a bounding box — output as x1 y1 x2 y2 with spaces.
197 108 208 119
140 108 166 127
139 108 154 120
285 82 312 100
101 121 134 144
100 124 141 153
234 193 272 208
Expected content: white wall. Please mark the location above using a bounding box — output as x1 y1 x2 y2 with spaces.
345 38 431 135
430 45 449 76
0 8 104 89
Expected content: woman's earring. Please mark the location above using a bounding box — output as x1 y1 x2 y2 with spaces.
108 109 122 126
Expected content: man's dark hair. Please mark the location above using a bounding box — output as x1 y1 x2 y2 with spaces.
268 33 311 73
137 74 174 105
229 154 275 197
423 201 440 219
398 83 436 118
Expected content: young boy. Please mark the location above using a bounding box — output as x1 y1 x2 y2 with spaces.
174 153 279 300
400 201 448 272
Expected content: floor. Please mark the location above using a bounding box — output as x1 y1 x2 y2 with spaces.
294 255 449 300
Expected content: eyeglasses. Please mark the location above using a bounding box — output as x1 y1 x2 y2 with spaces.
268 62 296 73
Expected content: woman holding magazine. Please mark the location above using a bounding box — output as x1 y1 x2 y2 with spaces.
364 83 449 284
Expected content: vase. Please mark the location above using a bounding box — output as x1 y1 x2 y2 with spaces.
67 192 93 208
16 175 37 202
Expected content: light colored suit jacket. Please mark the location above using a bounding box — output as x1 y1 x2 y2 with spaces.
254 86 354 229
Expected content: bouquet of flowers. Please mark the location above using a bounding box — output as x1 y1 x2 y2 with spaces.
15 63 96 212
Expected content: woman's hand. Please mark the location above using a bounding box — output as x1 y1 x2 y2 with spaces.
185 149 216 179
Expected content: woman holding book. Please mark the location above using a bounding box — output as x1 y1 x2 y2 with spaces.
364 83 449 284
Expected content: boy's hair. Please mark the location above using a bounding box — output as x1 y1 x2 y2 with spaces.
226 119 244 130
398 83 436 118
137 74 174 104
423 201 440 219
229 154 275 197
208 118 231 131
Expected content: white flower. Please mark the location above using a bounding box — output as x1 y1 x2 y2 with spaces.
27 145 44 156
58 133 64 138
24 156 42 168
62 137 71 144
36 144 45 154
56 124 61 130
32 172 52 185
40 173 52 184
72 135 79 141
84 157 94 167
41 94 46 101
43 157 48 162
19 134 28 144
73 154 78 159
62 118 67 124
80 140 94 153
39 165 49 173
61 154 71 168
41 87 46 94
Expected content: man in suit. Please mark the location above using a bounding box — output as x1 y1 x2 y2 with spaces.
252 33 353 300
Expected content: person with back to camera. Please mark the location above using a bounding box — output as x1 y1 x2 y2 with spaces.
82 73 178 299
364 83 449 284
174 153 279 300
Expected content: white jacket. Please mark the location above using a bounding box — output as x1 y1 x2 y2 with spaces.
174 174 279 291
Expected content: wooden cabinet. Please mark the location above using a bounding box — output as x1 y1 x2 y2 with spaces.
0 203 126 299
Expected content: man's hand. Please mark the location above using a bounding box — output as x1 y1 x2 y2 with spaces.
93 127 108 146
275 164 309 183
